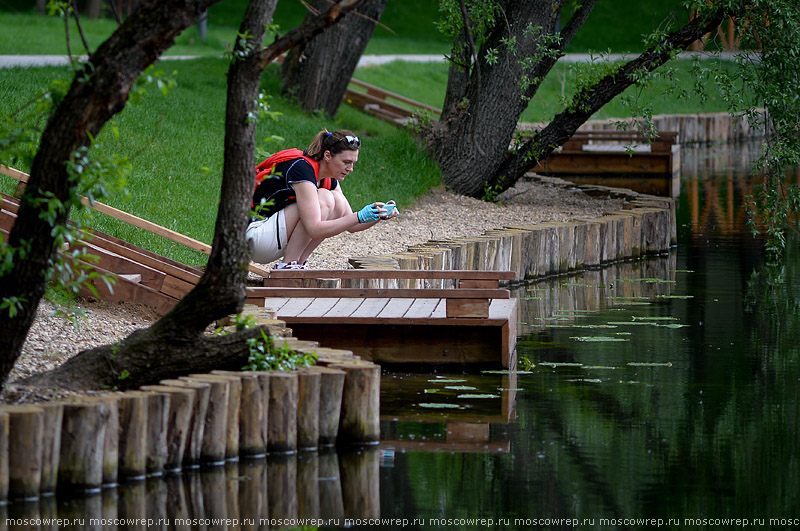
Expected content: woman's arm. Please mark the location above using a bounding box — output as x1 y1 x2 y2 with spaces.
293 181 362 238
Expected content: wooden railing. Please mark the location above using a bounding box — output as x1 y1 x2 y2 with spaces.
344 78 441 125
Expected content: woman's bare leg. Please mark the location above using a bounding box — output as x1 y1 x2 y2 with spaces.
282 188 342 263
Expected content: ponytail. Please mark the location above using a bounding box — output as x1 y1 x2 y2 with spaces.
306 129 359 161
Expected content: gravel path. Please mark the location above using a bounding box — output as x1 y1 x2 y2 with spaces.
4 178 623 402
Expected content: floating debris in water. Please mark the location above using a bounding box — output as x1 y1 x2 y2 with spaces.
607 321 653 326
423 389 440 393
481 370 533 374
444 385 477 391
657 294 694 299
616 278 676 284
570 336 629 342
566 378 602 383
457 394 499 399
582 366 617 370
608 296 649 300
427 378 467 383
547 324 618 329
627 362 673 367
418 403 461 409
539 361 584 367
631 316 679 321
670 269 695 273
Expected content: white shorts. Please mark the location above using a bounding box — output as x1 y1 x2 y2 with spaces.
246 210 288 264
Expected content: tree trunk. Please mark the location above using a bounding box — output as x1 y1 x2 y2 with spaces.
426 0 571 197
425 1 728 199
281 0 388 117
0 0 220 385
489 7 729 195
7 0 366 391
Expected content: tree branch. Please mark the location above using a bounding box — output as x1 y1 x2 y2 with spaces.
491 6 730 193
255 0 365 69
558 0 599 47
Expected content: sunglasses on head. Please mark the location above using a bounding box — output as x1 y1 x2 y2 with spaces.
343 135 360 149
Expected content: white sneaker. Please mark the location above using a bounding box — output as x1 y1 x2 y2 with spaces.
273 261 307 270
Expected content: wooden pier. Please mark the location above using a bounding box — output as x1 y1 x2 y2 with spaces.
248 269 519 368
527 130 682 197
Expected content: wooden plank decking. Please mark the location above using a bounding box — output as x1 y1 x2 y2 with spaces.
247 270 519 368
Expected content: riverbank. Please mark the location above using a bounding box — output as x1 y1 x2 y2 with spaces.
4 177 625 398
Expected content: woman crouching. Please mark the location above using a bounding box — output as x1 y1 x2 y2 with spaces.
247 129 397 270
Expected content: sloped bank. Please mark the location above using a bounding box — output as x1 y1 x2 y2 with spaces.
348 175 675 282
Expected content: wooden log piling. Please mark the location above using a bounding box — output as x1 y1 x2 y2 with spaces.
330 362 381 445
117 391 149 480
160 379 210 469
58 398 111 493
267 372 299 454
143 390 170 477
139 385 194 472
212 371 269 459
316 367 346 447
296 368 321 451
180 375 230 465
192 373 242 462
0 411 8 502
38 402 63 495
5 405 44 500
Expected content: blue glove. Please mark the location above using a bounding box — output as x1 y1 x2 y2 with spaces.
357 203 380 223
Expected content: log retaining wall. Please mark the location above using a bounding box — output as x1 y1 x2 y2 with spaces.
0 333 378 502
521 110 768 145
350 178 676 283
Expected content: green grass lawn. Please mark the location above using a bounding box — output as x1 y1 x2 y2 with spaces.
1 0 690 56
0 60 441 265
0 1 745 265
352 57 742 122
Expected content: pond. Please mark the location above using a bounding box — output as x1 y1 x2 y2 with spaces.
5 142 798 530
375 141 800 529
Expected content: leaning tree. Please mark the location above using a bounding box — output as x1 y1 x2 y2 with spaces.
423 0 737 198
423 0 800 232
0 0 365 389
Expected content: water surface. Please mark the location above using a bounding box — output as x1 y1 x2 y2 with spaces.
375 142 800 529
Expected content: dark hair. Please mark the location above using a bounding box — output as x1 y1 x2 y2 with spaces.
306 129 360 161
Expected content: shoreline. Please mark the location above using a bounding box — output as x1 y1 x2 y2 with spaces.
5 178 626 400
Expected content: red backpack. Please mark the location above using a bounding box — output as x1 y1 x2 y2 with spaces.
253 149 335 203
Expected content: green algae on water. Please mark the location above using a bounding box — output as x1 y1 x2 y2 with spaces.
481 370 533 374
418 403 461 409
457 394 499 399
570 336 629 342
